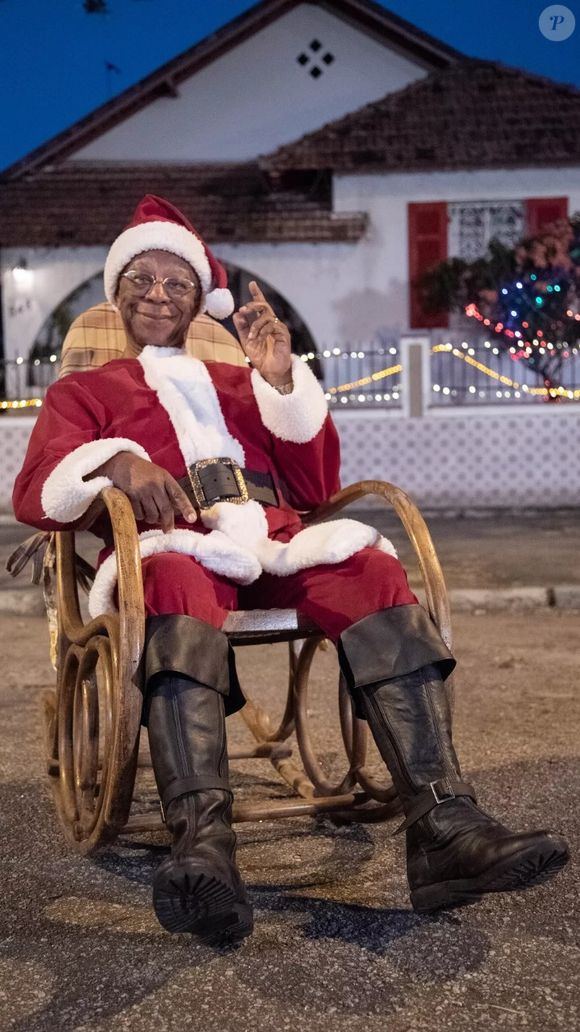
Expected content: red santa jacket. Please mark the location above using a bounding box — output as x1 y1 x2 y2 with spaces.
13 347 394 615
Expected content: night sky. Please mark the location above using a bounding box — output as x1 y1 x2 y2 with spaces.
1 0 580 171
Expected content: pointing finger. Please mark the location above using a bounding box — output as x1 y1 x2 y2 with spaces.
248 280 267 302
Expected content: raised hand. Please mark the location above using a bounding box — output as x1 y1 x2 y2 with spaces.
232 281 292 386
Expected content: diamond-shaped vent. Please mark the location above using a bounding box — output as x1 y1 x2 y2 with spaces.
296 40 335 79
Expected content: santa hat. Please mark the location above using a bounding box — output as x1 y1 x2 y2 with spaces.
103 194 234 319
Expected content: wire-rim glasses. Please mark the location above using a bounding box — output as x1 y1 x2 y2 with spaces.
121 269 198 301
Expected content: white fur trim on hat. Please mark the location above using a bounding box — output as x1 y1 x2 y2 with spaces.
251 354 328 443
41 437 150 524
204 287 235 319
104 221 212 305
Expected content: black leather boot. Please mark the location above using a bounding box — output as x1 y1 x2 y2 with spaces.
146 672 253 944
339 607 569 914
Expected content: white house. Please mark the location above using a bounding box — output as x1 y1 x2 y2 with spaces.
0 0 460 362
1 0 578 510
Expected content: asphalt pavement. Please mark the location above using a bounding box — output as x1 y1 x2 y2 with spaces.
0 509 579 1031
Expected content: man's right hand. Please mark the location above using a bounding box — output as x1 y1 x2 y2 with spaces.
88 452 197 533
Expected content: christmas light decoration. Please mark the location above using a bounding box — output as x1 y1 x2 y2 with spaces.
0 399 43 410
422 215 580 399
2 336 577 413
432 344 580 399
326 363 402 395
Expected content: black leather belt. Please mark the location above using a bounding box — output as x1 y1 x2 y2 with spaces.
178 457 279 511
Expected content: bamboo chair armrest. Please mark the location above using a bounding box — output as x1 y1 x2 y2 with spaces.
56 487 145 679
304 480 451 650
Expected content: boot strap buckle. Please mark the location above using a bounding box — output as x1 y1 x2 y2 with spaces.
429 779 455 805
394 779 477 835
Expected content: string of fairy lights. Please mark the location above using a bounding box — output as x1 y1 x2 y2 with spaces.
430 343 580 401
465 301 580 359
313 343 580 402
0 398 43 411
0 352 58 409
1 343 579 410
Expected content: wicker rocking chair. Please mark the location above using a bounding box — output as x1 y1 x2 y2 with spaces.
18 305 453 854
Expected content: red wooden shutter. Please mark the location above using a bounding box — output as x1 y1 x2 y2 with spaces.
408 202 448 329
526 197 568 235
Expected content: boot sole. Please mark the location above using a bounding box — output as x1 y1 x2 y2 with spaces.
410 837 570 915
153 863 253 946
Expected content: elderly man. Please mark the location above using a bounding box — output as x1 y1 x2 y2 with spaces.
13 196 568 946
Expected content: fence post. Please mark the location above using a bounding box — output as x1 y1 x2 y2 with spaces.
399 333 430 418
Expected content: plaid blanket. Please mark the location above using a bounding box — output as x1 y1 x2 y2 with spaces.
59 302 247 377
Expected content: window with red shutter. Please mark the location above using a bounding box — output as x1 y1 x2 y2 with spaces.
406 198 569 330
408 202 448 329
526 197 568 235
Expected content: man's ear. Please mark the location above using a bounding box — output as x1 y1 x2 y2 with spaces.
191 276 203 320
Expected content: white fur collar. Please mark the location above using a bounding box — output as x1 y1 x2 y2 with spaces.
138 345 245 468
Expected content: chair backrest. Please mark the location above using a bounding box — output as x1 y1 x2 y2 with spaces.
59 302 247 377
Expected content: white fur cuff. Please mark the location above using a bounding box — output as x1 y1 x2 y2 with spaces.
251 355 328 443
41 437 150 523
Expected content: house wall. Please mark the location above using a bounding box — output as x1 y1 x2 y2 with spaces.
331 165 580 340
71 4 426 164
3 405 577 515
5 166 580 365
217 166 580 348
1 247 106 363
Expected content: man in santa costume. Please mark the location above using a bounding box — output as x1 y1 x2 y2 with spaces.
13 196 568 946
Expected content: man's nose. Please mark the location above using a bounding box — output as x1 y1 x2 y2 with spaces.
146 278 171 301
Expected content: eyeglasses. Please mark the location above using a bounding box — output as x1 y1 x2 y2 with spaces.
120 269 198 301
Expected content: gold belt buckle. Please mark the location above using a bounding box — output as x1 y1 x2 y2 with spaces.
187 457 249 509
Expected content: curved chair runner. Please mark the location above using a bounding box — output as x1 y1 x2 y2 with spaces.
39 305 453 854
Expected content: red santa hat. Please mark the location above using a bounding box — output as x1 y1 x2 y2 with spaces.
103 194 234 319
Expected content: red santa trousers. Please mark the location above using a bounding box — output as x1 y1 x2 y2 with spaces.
140 546 417 642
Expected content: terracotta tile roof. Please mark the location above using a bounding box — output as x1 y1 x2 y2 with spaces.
0 162 367 245
262 60 580 173
2 0 459 181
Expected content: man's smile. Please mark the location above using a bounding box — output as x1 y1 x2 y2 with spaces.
136 310 176 321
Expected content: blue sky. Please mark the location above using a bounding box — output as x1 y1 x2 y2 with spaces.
1 0 580 172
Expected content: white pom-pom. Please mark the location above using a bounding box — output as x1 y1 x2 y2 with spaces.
204 288 235 319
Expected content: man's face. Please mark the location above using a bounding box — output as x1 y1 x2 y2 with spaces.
116 249 201 350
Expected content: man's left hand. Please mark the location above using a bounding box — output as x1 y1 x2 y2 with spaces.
233 281 292 387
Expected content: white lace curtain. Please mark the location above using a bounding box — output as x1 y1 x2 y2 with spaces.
448 201 525 261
